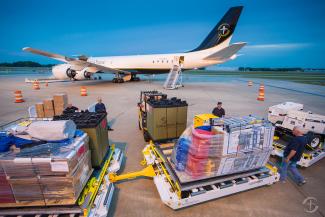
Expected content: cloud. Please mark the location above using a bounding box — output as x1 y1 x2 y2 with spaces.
244 43 312 50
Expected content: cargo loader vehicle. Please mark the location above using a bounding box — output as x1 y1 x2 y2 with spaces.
268 102 325 167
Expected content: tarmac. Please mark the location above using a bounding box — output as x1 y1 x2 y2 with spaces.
0 74 324 217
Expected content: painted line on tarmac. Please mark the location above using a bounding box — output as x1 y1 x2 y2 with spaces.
237 79 325 98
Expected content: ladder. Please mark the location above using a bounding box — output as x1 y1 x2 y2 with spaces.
163 57 183 90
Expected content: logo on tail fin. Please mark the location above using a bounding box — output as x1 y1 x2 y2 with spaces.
218 23 231 37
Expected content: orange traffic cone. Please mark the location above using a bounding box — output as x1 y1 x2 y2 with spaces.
248 81 253 86
257 84 265 101
260 83 265 91
14 90 24 103
81 86 87 96
33 80 40 90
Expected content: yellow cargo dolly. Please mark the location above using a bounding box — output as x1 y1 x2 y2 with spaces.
109 141 280 210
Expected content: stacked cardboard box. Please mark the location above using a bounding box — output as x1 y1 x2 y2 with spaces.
35 93 68 118
0 131 91 207
35 103 45 118
43 98 55 118
53 93 68 115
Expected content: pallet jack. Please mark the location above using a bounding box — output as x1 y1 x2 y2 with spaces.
109 142 280 210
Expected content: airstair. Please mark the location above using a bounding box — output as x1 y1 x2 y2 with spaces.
163 56 183 90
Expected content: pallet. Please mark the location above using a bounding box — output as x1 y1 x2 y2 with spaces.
0 205 83 216
147 142 279 210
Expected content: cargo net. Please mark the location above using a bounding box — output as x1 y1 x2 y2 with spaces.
0 132 91 207
171 116 275 182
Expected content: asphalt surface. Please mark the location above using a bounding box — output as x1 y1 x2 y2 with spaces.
0 74 324 217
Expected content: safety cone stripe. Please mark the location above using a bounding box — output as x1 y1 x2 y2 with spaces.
14 90 24 103
257 84 265 101
33 81 40 90
81 87 87 96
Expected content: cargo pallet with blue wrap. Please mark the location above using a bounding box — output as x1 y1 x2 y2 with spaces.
0 116 123 217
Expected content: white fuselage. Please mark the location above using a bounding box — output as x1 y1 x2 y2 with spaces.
87 37 232 71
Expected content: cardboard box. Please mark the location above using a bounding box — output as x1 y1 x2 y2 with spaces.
53 93 68 107
53 93 68 115
35 103 45 118
43 98 54 110
44 109 55 118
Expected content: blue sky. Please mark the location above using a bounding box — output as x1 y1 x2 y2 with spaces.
1 0 325 68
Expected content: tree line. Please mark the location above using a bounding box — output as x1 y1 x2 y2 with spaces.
0 61 54 67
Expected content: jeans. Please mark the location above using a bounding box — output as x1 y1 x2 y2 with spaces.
280 158 304 183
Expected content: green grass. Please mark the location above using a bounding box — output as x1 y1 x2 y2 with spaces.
184 70 325 86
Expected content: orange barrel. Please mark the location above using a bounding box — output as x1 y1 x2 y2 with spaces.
80 86 87 96
14 90 24 103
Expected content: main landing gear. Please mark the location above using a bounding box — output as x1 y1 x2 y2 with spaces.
112 77 124 83
112 74 140 83
130 74 140 82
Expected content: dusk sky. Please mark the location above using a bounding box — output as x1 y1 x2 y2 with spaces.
1 0 325 68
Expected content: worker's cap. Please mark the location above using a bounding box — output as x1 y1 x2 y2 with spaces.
217 102 222 105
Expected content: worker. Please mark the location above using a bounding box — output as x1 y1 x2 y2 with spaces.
212 102 225 117
280 126 307 186
95 97 113 131
63 103 79 113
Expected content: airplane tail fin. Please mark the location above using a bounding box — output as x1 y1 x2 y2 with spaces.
191 6 243 52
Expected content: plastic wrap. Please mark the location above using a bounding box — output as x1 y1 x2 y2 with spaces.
0 130 90 207
27 120 76 141
171 116 275 182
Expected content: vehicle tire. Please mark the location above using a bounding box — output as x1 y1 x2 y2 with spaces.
143 131 150 142
112 78 117 83
306 132 322 150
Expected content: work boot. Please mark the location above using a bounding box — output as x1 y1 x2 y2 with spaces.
298 180 306 186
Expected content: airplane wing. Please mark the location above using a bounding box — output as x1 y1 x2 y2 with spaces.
203 42 246 61
22 47 131 74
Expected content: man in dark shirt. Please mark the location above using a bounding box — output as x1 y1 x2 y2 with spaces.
95 98 107 113
63 103 79 114
95 97 113 131
212 102 225 117
280 126 307 186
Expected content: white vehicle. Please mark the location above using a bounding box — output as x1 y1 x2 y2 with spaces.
23 6 245 88
268 102 325 149
268 102 325 167
268 102 303 124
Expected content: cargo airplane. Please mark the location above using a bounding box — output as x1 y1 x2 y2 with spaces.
23 6 245 83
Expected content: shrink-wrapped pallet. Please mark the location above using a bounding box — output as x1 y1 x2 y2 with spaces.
0 129 91 208
27 120 76 141
171 116 275 182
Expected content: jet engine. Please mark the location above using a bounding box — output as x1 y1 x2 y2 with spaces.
52 64 93 80
74 69 92 80
52 64 77 80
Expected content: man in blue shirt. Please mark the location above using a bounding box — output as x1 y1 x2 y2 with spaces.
280 126 307 186
95 97 113 131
